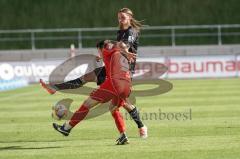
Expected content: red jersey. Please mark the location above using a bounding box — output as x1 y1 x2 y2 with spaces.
102 44 131 81
90 43 132 107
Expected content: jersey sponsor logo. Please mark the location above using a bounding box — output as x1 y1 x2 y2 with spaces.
128 36 135 42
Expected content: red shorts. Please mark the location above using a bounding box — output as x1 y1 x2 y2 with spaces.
90 78 131 107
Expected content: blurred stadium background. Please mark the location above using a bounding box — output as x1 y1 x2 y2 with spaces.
0 0 240 159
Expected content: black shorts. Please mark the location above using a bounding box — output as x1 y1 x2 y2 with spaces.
129 62 136 74
94 66 106 85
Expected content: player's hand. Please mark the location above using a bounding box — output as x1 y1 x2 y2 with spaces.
129 58 135 63
126 52 136 61
96 55 102 62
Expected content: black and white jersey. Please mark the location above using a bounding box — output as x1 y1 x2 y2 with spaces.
117 26 139 73
116 26 139 54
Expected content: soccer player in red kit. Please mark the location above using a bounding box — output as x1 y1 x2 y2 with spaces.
53 40 136 144
40 8 147 142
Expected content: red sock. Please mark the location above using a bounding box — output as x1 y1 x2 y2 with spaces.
69 105 89 127
112 109 125 133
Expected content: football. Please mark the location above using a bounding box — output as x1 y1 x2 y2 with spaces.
52 104 68 120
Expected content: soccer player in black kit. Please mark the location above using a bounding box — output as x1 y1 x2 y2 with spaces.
40 8 147 145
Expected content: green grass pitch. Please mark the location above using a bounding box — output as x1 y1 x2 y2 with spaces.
0 78 240 159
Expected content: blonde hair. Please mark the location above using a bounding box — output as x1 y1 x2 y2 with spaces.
118 8 142 32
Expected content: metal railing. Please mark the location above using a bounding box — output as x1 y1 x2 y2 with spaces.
0 24 240 50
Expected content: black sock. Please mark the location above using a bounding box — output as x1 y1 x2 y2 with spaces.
129 107 144 128
53 77 85 90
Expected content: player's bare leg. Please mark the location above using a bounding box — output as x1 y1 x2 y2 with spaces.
123 98 148 138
